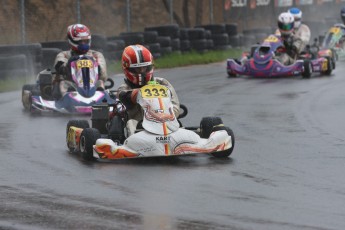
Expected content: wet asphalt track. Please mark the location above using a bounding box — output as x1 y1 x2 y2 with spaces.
0 62 345 230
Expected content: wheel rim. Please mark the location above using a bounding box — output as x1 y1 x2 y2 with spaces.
79 136 86 152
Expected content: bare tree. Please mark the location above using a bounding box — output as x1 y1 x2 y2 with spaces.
182 0 190 28
195 0 203 26
161 0 184 26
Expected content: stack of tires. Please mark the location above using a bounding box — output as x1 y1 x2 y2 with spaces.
145 24 180 56
187 27 209 53
106 36 126 61
0 43 42 80
179 28 191 53
41 48 62 70
226 23 240 48
40 40 68 70
91 34 108 53
118 31 162 59
142 31 161 59
195 24 230 50
239 27 274 48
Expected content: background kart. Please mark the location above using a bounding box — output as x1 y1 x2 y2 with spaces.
320 23 345 61
22 55 116 115
227 34 335 79
66 83 235 161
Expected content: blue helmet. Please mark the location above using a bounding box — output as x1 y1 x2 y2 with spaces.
288 7 302 29
341 6 345 24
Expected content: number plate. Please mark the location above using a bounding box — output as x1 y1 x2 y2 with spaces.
140 84 168 98
76 59 93 69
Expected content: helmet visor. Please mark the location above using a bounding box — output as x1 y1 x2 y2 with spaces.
278 22 294 31
128 65 153 74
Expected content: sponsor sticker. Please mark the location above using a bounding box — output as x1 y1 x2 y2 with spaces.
156 136 171 144
231 0 247 7
275 0 293 7
256 0 270 6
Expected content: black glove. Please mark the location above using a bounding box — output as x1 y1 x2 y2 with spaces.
54 61 67 75
118 91 135 109
283 36 294 49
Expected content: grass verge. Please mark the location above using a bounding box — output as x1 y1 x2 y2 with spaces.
108 48 243 73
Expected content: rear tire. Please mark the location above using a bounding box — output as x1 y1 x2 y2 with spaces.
323 56 333 75
302 60 312 79
200 117 223 138
79 128 101 161
210 126 235 158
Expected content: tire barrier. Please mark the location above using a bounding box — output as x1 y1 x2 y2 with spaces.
0 43 42 76
41 40 69 50
145 24 180 39
41 48 62 70
0 22 289 75
105 39 126 60
91 34 108 53
0 54 28 80
119 32 145 46
144 43 161 58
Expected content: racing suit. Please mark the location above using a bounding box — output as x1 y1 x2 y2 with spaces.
52 49 108 99
275 24 311 65
117 77 180 137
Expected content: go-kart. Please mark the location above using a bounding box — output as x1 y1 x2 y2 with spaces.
227 34 335 79
320 23 345 61
66 81 235 161
22 55 117 114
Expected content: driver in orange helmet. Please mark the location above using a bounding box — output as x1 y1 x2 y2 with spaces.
117 44 180 136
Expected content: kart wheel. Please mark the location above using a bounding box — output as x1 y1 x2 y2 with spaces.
227 72 237 78
108 115 126 144
178 104 188 119
105 78 115 89
79 128 101 161
200 117 223 138
323 57 333 76
66 120 90 152
22 84 38 111
302 60 312 79
210 126 235 158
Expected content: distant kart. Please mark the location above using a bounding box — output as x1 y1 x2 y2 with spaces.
321 23 345 61
66 81 235 161
227 34 335 79
22 55 116 114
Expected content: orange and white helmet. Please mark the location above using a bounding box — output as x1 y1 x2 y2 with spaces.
122 45 154 87
67 24 91 54
277 12 295 37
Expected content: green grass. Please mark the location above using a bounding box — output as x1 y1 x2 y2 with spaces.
0 78 35 93
108 48 243 73
1 48 243 92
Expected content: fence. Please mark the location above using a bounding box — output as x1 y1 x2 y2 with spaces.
0 0 344 80
1 0 343 45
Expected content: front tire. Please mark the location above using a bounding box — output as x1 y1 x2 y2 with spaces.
66 120 90 152
22 84 39 111
79 128 101 161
